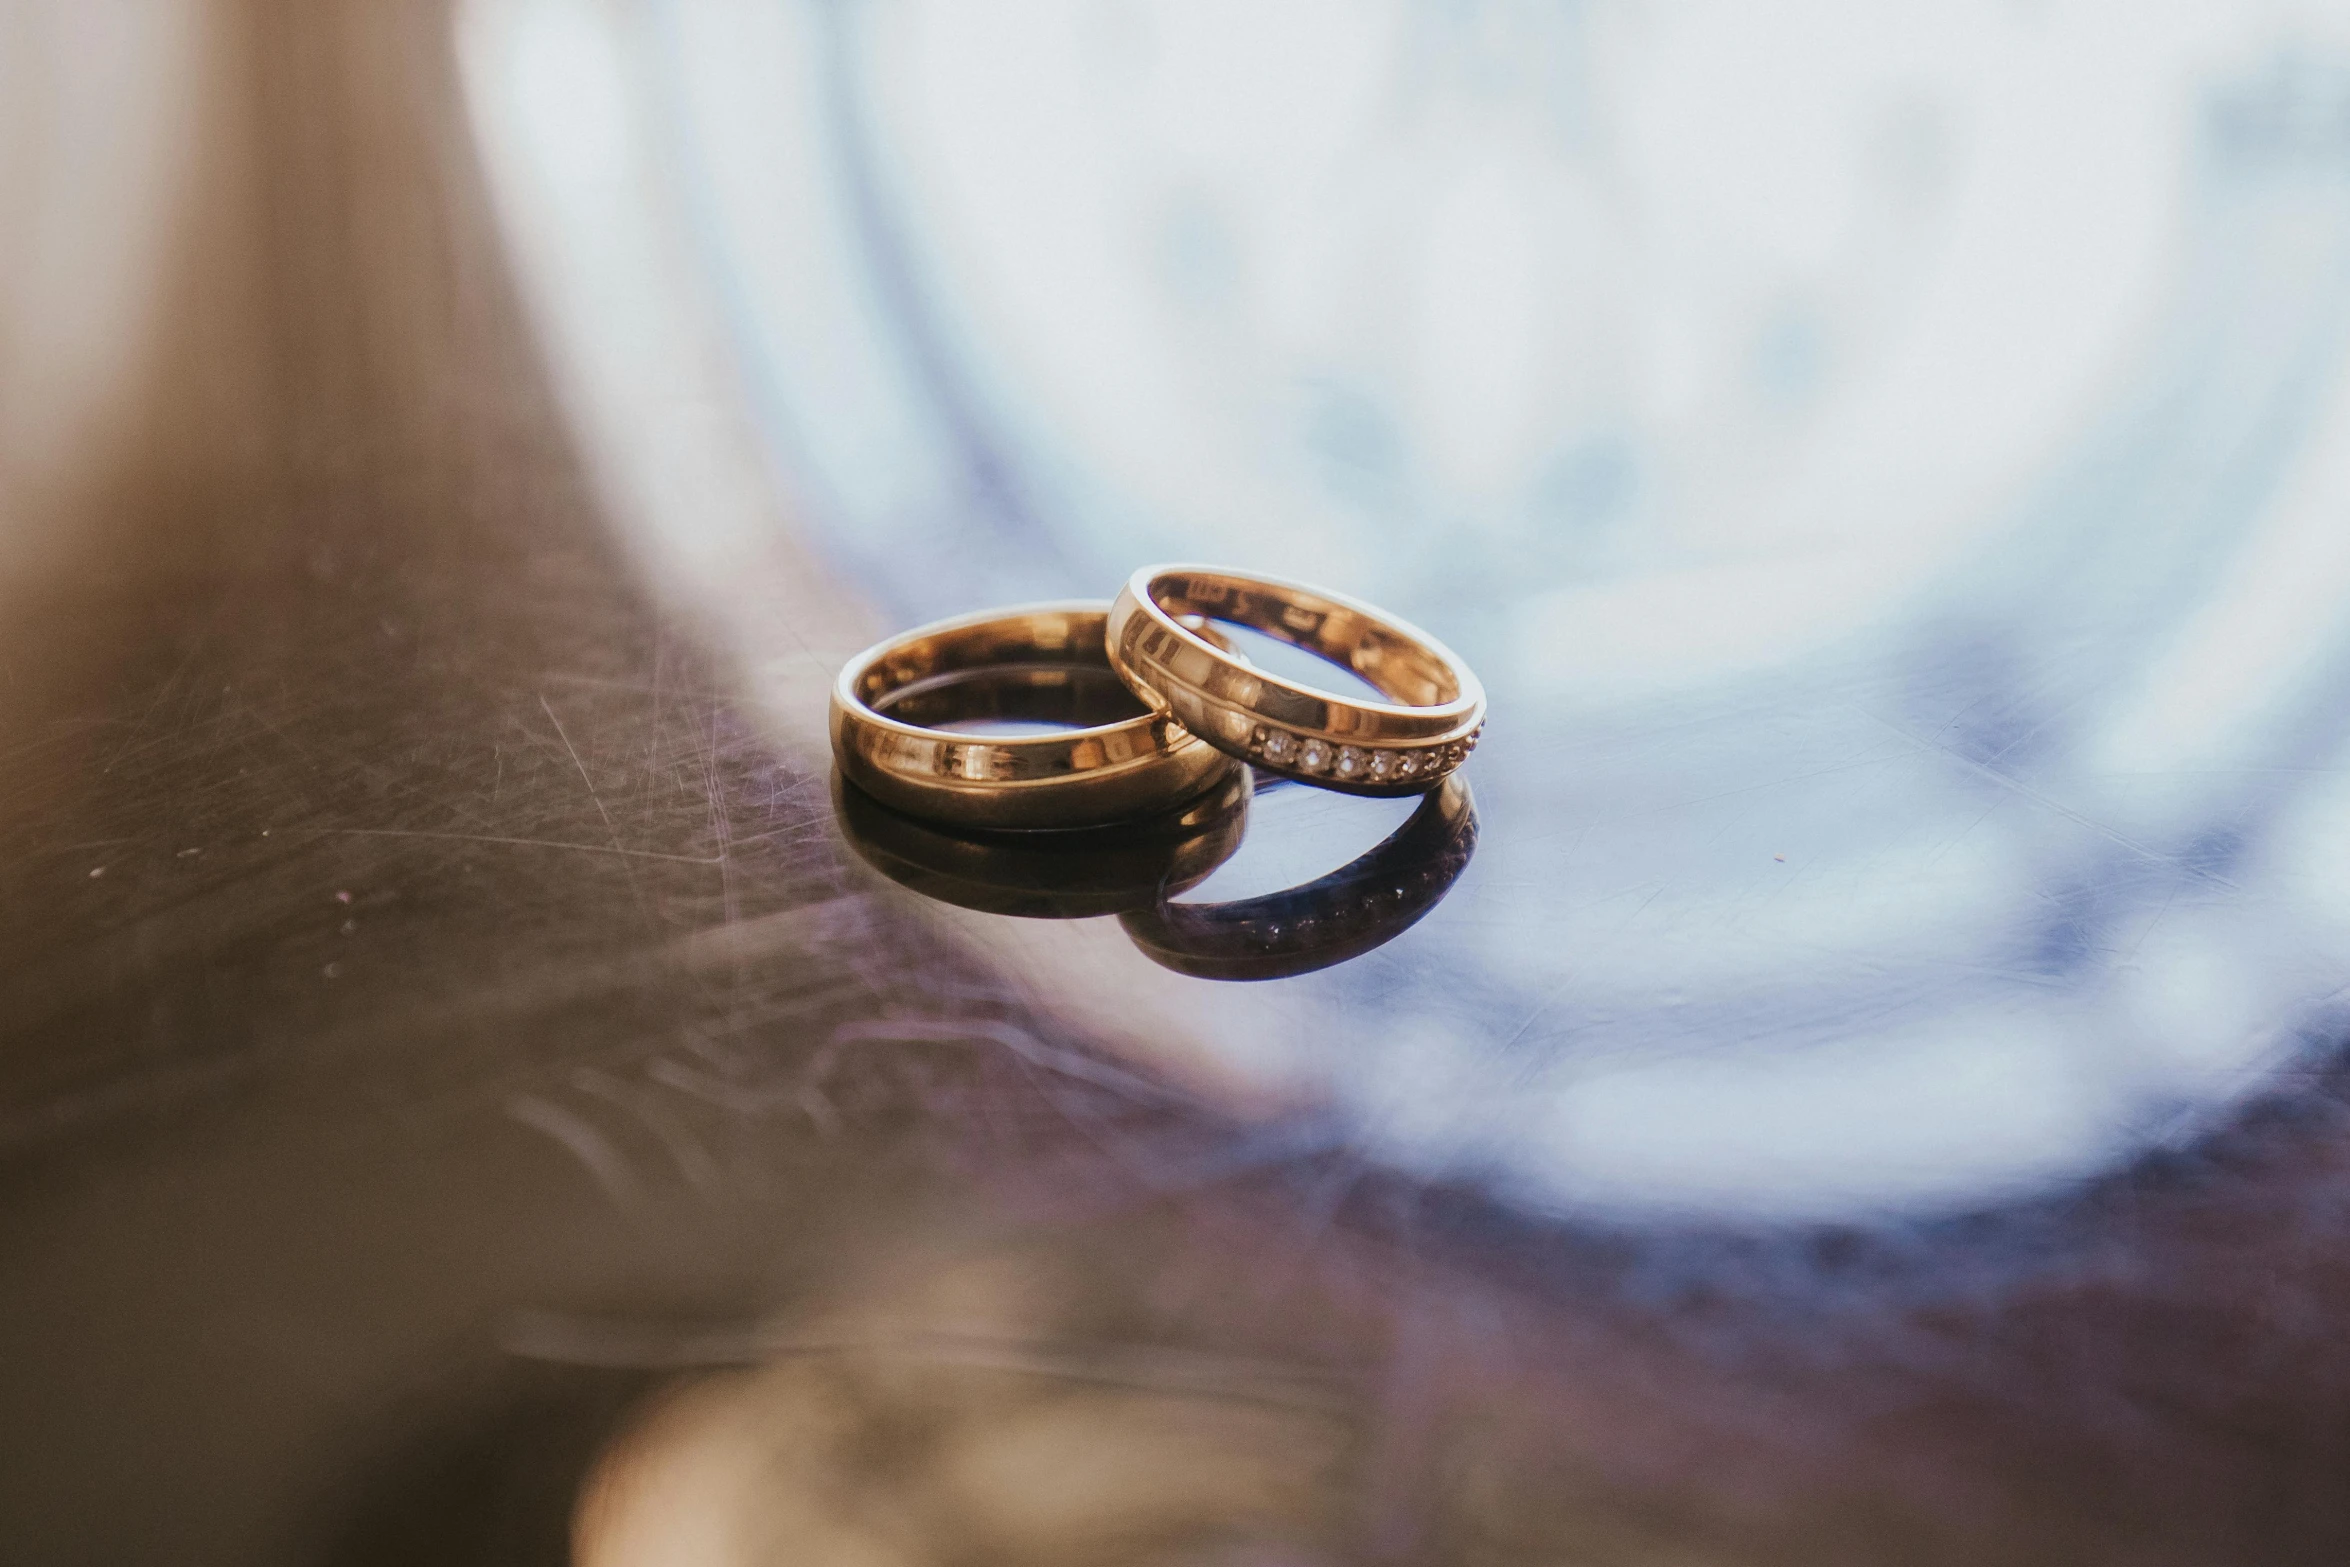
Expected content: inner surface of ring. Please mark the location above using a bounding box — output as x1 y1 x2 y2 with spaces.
854 612 1149 733
1148 573 1460 707
876 664 1149 732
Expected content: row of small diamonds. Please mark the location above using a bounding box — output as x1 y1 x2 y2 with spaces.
1249 722 1481 782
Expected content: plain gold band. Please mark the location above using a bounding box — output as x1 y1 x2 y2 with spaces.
1106 565 1485 798
830 602 1236 829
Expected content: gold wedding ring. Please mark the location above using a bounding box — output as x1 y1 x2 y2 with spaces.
1107 565 1485 796
831 603 1236 829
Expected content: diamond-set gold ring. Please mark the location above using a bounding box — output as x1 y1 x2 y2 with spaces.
831 569 1484 824
827 566 1485 977
1105 565 1484 798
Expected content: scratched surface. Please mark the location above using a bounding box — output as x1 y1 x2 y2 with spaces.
515 0 2350 1226
10 3 2350 1564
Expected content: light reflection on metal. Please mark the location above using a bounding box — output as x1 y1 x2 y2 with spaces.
1107 564 1488 797
830 602 1237 828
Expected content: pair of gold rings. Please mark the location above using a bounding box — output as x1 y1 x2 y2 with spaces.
831 565 1486 830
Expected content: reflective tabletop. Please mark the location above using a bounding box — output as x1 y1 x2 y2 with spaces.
10 3 2350 1564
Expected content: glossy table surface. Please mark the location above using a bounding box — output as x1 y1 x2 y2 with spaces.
9 5 2350 1564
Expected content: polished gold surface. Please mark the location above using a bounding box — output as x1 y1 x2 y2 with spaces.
831 603 1237 828
1106 566 1486 797
832 767 1250 918
1120 774 1478 980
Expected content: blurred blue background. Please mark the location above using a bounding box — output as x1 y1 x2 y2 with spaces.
461 0 2350 1223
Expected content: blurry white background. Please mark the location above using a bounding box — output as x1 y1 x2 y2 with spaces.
459 0 2350 1222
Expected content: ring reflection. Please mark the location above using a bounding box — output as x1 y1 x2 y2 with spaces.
1120 775 1477 982
834 768 1250 920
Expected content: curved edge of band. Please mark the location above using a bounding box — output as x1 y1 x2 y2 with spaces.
830 601 1239 827
1106 566 1487 797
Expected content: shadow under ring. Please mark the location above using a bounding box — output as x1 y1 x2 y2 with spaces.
1118 774 1479 980
834 767 1253 919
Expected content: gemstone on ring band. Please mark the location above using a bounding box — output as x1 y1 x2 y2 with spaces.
1106 566 1486 799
